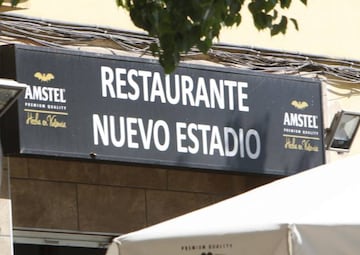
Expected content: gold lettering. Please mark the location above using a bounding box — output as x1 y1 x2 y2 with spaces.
284 137 319 152
26 112 42 126
46 115 67 128
284 137 298 149
25 111 67 128
302 139 319 152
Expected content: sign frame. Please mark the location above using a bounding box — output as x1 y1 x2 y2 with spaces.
0 44 325 175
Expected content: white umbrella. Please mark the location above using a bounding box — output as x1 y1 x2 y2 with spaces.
107 155 360 255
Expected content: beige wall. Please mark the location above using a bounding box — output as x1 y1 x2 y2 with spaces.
220 0 360 60
4 0 140 32
324 80 360 161
6 0 360 61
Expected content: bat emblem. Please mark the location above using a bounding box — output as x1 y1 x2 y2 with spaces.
291 100 309 110
34 72 55 82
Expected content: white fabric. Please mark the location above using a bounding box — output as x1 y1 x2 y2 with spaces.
106 155 360 255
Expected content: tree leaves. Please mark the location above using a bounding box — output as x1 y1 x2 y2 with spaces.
280 0 292 8
271 15 288 35
11 0 20 6
0 0 20 7
116 0 307 73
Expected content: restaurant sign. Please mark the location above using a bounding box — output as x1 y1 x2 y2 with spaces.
0 44 325 175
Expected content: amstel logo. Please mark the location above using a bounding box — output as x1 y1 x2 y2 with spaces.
34 72 55 82
291 100 308 110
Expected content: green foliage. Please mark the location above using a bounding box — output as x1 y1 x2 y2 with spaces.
0 0 20 6
117 0 307 73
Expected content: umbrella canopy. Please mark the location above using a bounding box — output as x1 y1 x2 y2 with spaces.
107 155 360 255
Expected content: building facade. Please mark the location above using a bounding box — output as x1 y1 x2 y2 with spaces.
0 1 359 255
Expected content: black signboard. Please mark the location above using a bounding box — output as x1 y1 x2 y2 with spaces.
0 44 325 175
